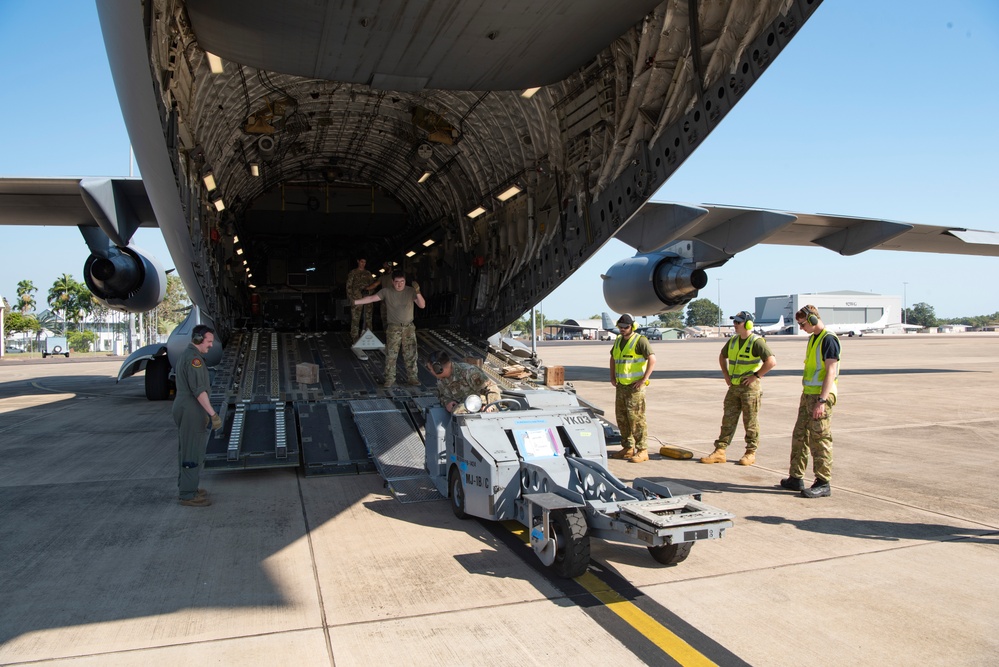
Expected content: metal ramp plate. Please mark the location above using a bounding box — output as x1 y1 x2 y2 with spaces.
204 403 300 471
616 497 735 531
299 400 377 476
349 398 443 503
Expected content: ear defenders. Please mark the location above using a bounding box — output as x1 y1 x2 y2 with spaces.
808 314 819 325
744 318 754 331
191 324 209 344
428 351 445 374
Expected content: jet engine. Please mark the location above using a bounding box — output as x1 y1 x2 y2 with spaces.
84 244 167 313
601 254 708 316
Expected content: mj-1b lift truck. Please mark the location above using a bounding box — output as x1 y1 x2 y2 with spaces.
424 389 735 578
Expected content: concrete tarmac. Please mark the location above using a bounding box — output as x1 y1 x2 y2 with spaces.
1 335 997 665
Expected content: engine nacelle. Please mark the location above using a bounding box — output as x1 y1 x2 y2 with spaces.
602 254 708 316
84 244 167 313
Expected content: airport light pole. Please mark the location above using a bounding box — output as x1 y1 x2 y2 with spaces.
903 282 908 325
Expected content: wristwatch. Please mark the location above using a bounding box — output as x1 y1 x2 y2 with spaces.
817 397 827 404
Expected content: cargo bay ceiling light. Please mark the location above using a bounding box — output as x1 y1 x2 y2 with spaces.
249 163 260 177
495 184 522 202
213 197 225 211
422 239 435 247
418 171 431 184
202 171 217 191
405 250 416 258
466 205 487 219
206 52 224 74
521 87 541 99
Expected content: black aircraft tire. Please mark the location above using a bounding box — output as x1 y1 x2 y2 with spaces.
145 356 172 401
550 508 590 578
648 541 693 566
449 467 468 520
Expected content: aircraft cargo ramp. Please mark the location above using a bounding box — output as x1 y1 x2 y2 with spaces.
201 328 550 490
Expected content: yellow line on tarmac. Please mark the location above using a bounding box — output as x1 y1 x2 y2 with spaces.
504 523 714 667
574 571 715 667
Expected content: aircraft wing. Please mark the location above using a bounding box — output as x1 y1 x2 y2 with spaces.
0 177 157 232
0 177 170 313
604 201 998 316
617 202 999 258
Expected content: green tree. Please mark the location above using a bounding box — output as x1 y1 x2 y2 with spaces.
906 302 937 328
67 330 97 352
15 280 37 314
154 274 190 335
685 298 721 327
46 274 92 333
654 311 684 328
3 311 40 338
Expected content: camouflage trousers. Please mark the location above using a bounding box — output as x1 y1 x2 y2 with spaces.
789 393 836 482
714 382 763 451
350 303 373 340
384 323 418 383
615 382 647 451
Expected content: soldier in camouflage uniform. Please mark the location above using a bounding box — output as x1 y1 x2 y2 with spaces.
172 325 222 507
365 261 395 329
346 257 374 341
608 313 656 463
354 269 425 386
426 350 502 413
701 311 777 466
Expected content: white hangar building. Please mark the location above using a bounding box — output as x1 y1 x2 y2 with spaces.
754 291 902 335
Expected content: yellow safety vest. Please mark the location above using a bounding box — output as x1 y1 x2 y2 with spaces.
727 334 763 385
613 334 647 385
803 328 839 395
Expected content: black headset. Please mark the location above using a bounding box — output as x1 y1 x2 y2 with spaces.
191 324 213 344
808 313 819 325
428 350 447 374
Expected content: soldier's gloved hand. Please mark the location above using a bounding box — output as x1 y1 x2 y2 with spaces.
411 280 420 293
211 413 223 430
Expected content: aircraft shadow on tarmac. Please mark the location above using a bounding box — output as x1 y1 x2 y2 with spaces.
557 366 977 383
0 381 385 650
743 515 999 544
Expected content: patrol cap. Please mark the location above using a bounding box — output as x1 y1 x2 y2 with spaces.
616 313 635 326
730 310 754 323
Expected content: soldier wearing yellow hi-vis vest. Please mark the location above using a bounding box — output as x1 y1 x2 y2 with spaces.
781 304 841 498
608 313 656 463
701 310 776 466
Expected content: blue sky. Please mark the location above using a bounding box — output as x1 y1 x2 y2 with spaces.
1 1 997 321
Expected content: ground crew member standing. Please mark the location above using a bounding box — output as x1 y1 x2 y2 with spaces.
608 313 656 463
701 310 777 466
782 304 840 498
354 270 425 386
426 350 502 413
365 261 395 329
173 324 221 507
346 257 374 341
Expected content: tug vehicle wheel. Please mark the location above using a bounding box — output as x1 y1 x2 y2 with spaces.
648 541 693 566
550 508 590 578
449 467 468 520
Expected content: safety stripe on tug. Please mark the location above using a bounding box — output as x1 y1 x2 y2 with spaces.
497 521 748 667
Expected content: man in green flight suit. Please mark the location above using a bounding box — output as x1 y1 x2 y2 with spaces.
700 310 777 466
346 256 374 341
173 324 222 507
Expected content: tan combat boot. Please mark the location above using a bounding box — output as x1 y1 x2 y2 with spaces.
627 449 649 463
737 451 756 466
610 447 636 460
699 448 727 464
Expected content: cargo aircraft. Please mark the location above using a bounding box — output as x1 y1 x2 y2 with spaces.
2 0 998 401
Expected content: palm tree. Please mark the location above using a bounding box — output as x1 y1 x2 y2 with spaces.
47 274 76 334
15 280 37 314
